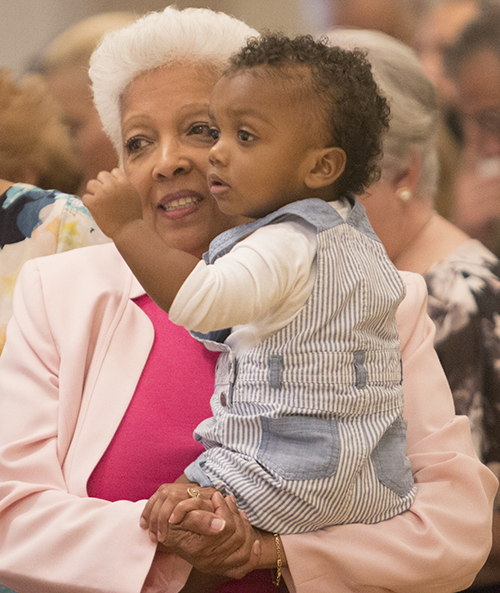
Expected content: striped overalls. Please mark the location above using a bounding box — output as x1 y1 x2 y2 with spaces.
186 197 417 534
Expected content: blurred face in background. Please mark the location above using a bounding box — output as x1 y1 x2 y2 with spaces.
454 47 500 161
45 66 119 193
414 0 479 109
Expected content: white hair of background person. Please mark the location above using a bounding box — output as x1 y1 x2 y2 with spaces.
326 28 440 201
89 5 258 162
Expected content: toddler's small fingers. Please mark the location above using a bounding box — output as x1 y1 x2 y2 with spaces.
84 179 101 195
96 170 112 182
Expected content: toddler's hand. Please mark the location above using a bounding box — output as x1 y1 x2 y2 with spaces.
82 168 143 239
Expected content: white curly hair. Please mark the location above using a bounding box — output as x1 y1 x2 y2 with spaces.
89 5 258 160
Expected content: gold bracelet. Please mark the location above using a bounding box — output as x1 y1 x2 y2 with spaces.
273 533 282 587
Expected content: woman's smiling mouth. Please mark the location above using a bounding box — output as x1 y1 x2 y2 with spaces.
157 191 204 219
160 195 202 211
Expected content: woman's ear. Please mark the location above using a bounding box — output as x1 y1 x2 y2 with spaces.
305 147 346 189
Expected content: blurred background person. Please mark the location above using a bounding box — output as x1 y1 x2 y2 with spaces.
415 0 480 135
445 3 500 261
414 0 483 220
0 68 106 359
326 0 475 220
0 177 108 357
33 12 138 195
328 27 500 591
414 0 500 225
0 68 81 193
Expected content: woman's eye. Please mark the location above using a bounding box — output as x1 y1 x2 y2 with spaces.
237 130 255 142
188 123 214 140
124 136 148 154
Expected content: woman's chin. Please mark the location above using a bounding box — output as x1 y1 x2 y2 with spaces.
153 199 247 257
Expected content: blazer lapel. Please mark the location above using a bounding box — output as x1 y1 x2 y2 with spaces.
64 274 154 496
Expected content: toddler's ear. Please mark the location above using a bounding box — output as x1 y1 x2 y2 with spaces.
305 147 346 189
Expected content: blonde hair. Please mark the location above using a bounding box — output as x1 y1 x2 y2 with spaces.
41 12 139 73
90 5 258 157
0 69 82 193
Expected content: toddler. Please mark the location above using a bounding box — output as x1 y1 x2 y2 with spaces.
84 34 416 536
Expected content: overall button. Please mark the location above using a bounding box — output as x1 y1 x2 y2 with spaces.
220 392 227 406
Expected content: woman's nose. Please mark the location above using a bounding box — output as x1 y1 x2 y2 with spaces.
152 140 193 179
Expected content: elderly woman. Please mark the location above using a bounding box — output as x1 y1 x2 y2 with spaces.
328 27 500 590
0 7 496 593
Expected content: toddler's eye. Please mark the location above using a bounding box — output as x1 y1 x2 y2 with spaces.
237 130 256 142
209 127 220 141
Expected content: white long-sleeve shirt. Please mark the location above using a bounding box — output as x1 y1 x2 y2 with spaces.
169 199 349 354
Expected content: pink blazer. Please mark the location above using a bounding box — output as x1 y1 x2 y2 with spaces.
0 243 496 593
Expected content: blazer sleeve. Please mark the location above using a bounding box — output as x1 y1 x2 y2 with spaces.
0 255 189 593
282 271 498 593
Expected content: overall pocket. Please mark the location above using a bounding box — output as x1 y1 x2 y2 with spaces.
372 416 414 496
257 415 340 480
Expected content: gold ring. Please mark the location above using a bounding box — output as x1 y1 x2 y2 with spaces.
187 487 201 498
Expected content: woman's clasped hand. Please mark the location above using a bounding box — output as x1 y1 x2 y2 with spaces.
142 485 262 580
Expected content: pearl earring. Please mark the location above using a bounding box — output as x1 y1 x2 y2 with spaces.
398 188 412 202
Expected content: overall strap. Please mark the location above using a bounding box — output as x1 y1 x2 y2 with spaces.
203 196 376 264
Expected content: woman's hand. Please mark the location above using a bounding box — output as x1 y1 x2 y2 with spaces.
160 491 262 579
141 482 217 543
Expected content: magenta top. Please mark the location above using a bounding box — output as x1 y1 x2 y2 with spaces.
87 295 278 592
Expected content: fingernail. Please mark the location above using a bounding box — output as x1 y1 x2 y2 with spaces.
253 539 261 555
211 518 225 532
140 517 147 529
149 531 158 543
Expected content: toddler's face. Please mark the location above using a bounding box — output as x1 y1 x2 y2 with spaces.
206 67 322 219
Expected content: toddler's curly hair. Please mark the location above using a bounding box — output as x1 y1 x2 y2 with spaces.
226 33 390 197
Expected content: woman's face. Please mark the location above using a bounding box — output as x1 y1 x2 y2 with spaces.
120 64 247 258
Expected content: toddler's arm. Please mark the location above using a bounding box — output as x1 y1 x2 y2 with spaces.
169 219 316 333
83 169 200 312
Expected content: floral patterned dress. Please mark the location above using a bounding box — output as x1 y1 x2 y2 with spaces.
0 183 109 355
424 239 500 505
